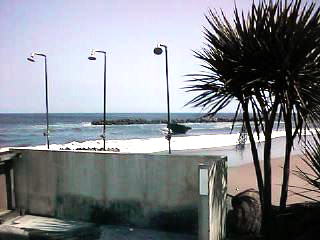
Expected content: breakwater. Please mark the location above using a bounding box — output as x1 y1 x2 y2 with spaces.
91 117 247 125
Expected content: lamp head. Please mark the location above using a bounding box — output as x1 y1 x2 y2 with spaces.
88 49 97 60
27 53 36 62
153 46 163 55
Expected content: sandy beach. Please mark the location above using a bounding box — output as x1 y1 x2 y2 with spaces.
173 135 319 205
228 154 320 205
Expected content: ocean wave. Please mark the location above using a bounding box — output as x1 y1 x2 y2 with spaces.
5 122 98 130
190 127 232 131
23 129 307 154
72 127 83 132
188 122 242 129
81 122 93 127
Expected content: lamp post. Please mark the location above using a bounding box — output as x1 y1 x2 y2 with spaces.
88 49 107 151
154 44 172 154
27 52 50 149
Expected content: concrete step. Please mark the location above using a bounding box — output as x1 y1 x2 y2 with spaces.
0 214 197 240
0 215 100 240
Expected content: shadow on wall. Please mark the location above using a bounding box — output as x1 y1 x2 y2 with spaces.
13 150 227 237
56 195 198 234
90 201 198 234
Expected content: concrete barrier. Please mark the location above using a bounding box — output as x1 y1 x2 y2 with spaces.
12 149 227 239
0 176 7 210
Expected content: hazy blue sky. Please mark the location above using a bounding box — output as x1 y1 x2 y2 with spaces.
0 0 254 113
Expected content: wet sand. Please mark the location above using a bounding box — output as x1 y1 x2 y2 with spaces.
174 135 311 166
228 154 320 205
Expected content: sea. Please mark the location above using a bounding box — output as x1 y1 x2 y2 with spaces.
0 112 247 148
0 112 307 166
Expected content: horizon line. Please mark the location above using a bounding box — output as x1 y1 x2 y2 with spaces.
0 111 237 114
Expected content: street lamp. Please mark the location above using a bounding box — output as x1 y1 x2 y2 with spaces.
88 49 107 151
27 52 50 149
153 44 172 154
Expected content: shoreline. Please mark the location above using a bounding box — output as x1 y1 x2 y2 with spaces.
172 134 310 166
1 133 312 167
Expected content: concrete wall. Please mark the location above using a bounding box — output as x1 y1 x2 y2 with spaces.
209 159 227 240
0 151 17 211
0 175 7 210
12 149 227 238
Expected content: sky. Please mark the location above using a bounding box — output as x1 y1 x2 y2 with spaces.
0 0 257 113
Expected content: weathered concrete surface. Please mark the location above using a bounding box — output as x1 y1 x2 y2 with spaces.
0 151 18 210
0 176 6 210
0 214 100 240
198 160 228 240
209 159 227 240
0 225 28 240
12 149 227 238
99 225 197 240
0 214 197 240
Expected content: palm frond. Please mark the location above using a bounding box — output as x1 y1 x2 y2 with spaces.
185 0 320 138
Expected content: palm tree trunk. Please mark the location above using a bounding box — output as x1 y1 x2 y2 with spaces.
280 110 293 210
260 97 279 239
243 103 264 204
262 121 273 239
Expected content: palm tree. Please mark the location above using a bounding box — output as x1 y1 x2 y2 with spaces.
258 0 320 210
294 132 320 201
186 0 320 237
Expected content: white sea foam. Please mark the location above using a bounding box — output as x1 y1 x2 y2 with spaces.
0 147 10 153
17 129 312 154
81 122 93 127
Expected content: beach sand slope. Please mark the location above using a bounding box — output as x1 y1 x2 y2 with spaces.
228 155 320 205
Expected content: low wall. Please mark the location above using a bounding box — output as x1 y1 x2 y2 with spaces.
0 151 17 211
12 149 227 238
0 175 6 210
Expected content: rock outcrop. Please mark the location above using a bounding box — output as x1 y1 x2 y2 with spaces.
227 189 262 236
91 116 251 126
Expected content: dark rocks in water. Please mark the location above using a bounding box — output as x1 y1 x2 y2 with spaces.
60 147 120 152
227 189 261 237
91 116 253 126
108 147 120 152
91 118 168 125
168 123 191 134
